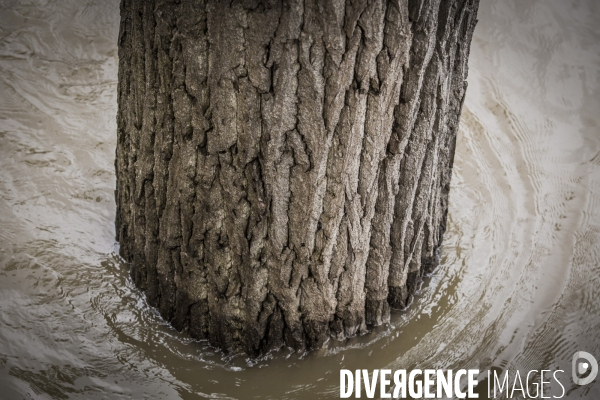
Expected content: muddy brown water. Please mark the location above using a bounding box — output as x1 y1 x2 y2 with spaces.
1 0 599 399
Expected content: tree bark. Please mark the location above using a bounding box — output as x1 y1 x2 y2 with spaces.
115 0 479 355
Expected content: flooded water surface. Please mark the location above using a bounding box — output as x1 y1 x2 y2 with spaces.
1 0 599 398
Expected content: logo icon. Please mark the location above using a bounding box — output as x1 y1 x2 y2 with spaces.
572 351 598 385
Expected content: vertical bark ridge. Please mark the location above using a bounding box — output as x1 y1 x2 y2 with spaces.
116 0 479 355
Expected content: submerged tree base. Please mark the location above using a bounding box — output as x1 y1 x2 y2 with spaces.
115 0 479 355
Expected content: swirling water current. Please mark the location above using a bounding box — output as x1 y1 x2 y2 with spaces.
0 0 599 399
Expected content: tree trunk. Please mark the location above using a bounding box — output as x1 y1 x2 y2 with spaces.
115 0 479 355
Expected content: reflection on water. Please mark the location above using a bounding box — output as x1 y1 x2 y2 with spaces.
0 0 599 398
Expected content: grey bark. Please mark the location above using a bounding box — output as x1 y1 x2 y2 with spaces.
115 0 479 355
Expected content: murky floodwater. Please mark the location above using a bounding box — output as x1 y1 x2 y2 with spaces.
1 0 599 399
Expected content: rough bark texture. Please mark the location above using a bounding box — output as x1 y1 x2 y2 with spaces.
115 0 479 355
